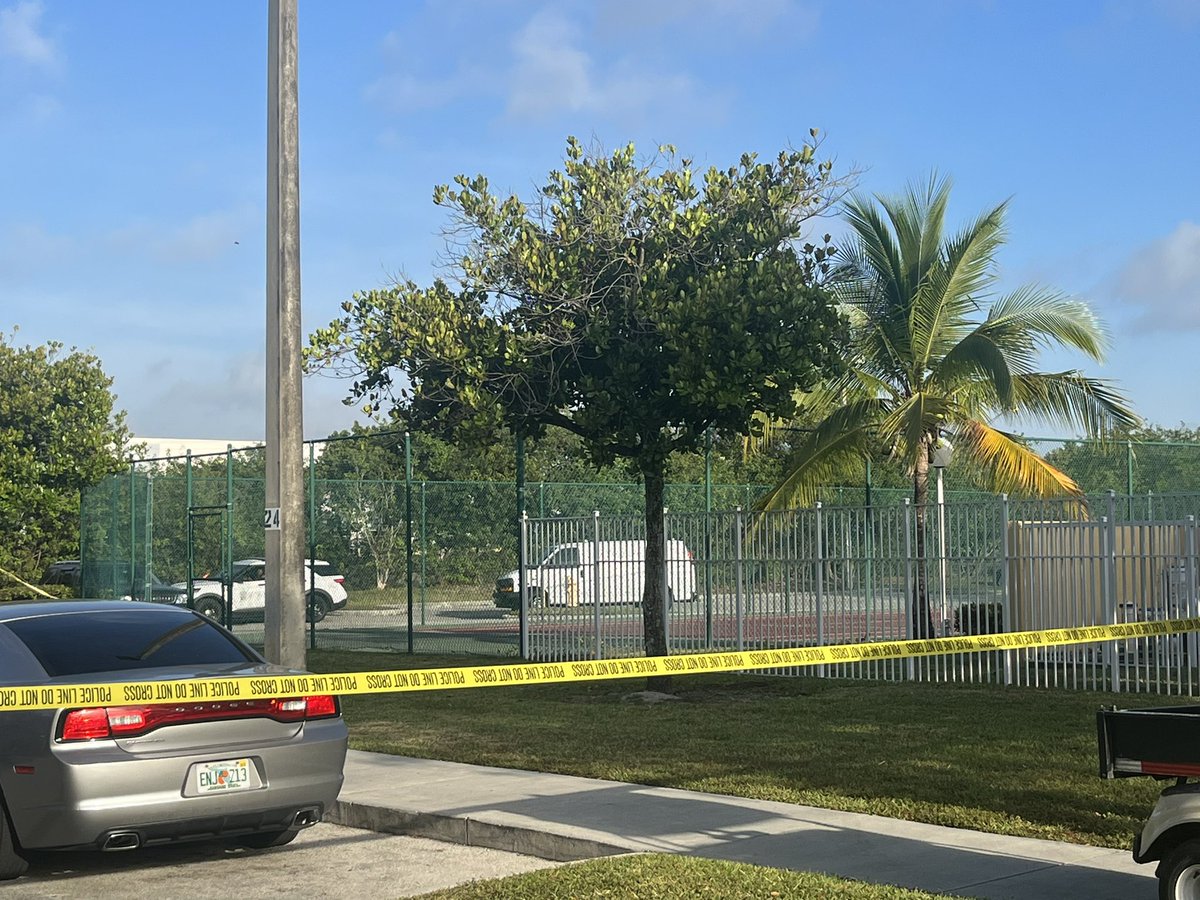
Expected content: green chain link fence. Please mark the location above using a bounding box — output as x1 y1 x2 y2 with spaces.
76 433 1200 658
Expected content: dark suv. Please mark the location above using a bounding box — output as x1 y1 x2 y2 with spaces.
41 561 188 606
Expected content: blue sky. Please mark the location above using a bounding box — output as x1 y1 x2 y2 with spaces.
2 0 1198 442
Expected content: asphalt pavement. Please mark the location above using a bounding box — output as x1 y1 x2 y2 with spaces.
2 750 1158 898
5 823 555 898
332 749 1158 900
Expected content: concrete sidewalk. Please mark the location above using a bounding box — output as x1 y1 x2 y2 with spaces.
329 750 1156 899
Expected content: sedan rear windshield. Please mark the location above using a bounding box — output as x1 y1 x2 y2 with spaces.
5 610 256 677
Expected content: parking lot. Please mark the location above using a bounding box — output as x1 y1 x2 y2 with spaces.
3 824 556 898
223 595 909 658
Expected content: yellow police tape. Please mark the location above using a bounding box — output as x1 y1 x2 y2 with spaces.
1 617 1197 713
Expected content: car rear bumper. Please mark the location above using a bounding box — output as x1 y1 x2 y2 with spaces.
11 719 348 850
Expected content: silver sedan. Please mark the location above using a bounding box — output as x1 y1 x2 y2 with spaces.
0 600 348 880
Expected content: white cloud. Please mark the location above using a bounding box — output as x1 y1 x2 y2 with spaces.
128 349 364 440
134 350 266 438
1113 221 1200 332
155 207 256 264
507 10 593 118
365 68 483 114
505 9 709 123
363 25 495 115
0 1 57 68
0 222 73 278
595 0 807 38
1150 0 1200 26
365 7 727 125
102 206 257 265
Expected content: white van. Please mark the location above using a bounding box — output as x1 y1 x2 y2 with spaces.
493 540 697 609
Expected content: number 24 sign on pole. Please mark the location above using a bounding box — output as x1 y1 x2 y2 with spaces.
263 507 281 530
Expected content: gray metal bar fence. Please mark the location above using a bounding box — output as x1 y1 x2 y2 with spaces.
518 501 1200 695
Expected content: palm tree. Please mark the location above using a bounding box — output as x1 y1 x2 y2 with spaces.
760 175 1139 638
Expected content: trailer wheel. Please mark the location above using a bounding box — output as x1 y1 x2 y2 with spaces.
1160 838 1200 900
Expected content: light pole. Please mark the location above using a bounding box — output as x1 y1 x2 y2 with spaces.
931 437 953 634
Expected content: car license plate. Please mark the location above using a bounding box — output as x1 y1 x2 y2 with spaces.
196 758 252 794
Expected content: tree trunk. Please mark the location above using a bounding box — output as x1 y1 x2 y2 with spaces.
912 438 936 640
640 457 671 691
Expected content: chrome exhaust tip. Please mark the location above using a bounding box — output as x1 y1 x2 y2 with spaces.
101 831 141 851
292 806 321 829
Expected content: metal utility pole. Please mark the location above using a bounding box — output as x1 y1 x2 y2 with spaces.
265 0 306 668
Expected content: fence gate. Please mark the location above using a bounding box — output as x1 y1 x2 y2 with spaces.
187 502 231 630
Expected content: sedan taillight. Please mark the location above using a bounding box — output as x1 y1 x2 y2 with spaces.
58 695 341 742
304 694 339 718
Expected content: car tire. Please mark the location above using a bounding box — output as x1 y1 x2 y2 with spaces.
232 828 300 850
194 596 223 621
526 587 545 609
1160 838 1200 900
0 795 28 881
306 593 331 624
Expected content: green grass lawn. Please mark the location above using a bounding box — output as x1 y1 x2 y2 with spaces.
308 649 1168 849
413 854 957 899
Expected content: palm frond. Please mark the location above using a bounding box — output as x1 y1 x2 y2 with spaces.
878 392 957 466
912 172 951 287
800 369 877 413
760 176 1140 512
957 419 1083 498
833 245 913 388
744 371 879 457
877 190 924 289
935 329 1014 405
983 286 1109 362
757 399 890 510
843 194 909 316
1008 371 1141 436
937 200 1008 306
742 410 779 458
910 199 1008 374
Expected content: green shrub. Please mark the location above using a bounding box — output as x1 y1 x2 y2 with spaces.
955 601 1004 635
0 583 74 603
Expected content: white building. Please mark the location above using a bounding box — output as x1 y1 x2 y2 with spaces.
132 437 327 465
135 437 261 461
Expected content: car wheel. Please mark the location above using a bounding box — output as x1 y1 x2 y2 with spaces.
194 596 223 621
1160 838 1200 900
232 828 299 850
306 593 331 624
0 795 28 881
526 587 545 609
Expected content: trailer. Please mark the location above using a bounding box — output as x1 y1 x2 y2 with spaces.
1098 705 1200 898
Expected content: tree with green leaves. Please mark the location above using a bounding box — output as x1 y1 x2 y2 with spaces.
0 332 134 591
307 136 852 661
759 175 1139 638
315 430 408 590
1043 424 1200 497
136 447 274 585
